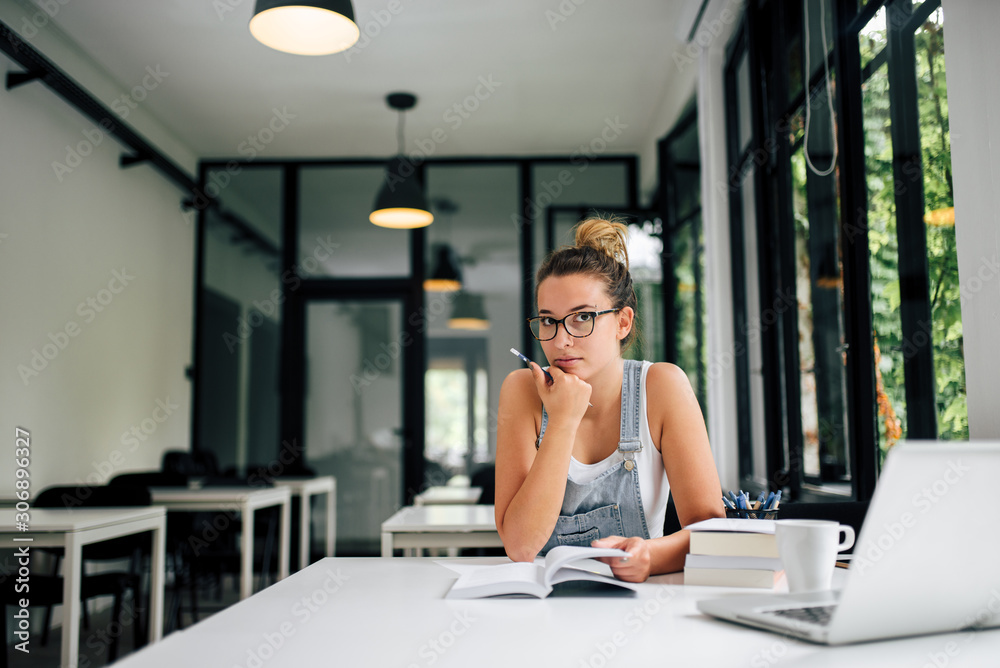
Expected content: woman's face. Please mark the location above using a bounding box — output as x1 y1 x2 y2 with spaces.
535 273 631 380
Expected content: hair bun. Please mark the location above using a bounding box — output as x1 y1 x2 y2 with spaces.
574 216 629 271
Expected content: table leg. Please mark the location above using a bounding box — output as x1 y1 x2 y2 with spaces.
278 498 290 581
62 532 82 667
148 519 165 643
381 532 393 557
298 493 309 571
240 505 253 600
327 480 336 557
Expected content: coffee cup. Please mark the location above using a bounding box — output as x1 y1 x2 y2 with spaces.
775 520 855 593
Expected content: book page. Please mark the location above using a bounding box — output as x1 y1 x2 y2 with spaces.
542 546 630 587
453 562 543 589
686 518 777 534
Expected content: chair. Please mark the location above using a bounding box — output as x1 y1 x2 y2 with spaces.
3 484 153 665
161 449 219 478
115 460 279 628
470 464 496 505
110 472 196 630
662 492 682 536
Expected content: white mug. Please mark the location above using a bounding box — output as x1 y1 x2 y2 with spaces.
775 520 855 593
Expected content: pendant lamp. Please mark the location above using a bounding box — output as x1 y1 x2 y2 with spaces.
424 244 463 292
448 292 490 330
424 199 462 292
370 93 434 229
250 1 360 56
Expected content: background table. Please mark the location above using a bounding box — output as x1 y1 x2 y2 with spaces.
149 486 291 599
273 476 337 570
414 486 483 505
0 507 165 668
381 504 502 557
111 557 1000 667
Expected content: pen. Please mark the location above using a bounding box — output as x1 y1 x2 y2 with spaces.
510 348 592 407
510 348 552 383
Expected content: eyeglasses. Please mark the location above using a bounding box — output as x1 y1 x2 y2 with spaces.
527 309 620 341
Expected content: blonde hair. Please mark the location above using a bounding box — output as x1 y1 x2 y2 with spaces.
535 215 639 352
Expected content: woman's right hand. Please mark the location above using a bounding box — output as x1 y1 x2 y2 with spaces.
528 362 592 425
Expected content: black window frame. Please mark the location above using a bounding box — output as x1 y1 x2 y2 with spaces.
725 0 946 503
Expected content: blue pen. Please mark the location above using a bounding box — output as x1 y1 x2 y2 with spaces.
722 496 735 510
727 490 739 505
511 348 553 383
771 490 782 509
764 491 775 510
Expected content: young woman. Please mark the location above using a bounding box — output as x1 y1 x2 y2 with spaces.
495 217 724 582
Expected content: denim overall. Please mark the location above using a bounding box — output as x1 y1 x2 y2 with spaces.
537 359 650 554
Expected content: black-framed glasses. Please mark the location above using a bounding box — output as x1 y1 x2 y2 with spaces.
527 309 620 341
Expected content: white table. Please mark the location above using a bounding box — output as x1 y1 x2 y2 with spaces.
149 486 291 599
414 486 483 505
110 557 1000 667
0 507 166 668
273 476 337 570
381 504 502 557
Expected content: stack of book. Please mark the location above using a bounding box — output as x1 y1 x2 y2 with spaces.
683 518 784 588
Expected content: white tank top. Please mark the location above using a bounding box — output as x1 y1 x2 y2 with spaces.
566 361 670 538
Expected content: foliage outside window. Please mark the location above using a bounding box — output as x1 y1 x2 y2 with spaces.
859 5 965 461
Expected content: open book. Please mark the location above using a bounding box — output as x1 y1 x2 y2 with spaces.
444 546 639 599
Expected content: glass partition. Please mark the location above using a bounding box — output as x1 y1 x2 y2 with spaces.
305 300 404 554
423 164 520 481
298 166 411 278
199 166 283 473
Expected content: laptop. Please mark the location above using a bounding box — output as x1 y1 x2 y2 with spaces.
697 441 1000 644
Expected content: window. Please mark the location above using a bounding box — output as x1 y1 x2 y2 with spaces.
724 0 962 501
660 105 707 410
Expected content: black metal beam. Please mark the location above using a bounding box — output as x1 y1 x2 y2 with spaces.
519 161 535 358
724 19 754 482
1 19 276 263
5 68 44 89
0 20 196 192
887 0 937 439
119 153 148 168
834 0 879 502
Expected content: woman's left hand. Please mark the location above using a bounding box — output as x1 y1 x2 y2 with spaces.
591 536 651 583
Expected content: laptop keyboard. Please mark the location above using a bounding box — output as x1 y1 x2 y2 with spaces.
766 605 837 627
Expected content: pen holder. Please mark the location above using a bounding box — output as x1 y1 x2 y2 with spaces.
724 507 779 520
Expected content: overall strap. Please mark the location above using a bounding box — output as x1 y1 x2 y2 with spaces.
617 359 644 464
536 360 644 452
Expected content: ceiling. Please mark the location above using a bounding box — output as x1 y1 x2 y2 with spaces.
29 0 698 161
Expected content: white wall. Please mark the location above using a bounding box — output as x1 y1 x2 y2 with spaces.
942 0 1000 440
0 20 197 492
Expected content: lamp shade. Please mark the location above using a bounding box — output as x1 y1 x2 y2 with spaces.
448 293 490 330
370 156 434 229
250 0 359 56
424 244 463 292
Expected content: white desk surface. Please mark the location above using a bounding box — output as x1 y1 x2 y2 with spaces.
1 507 166 668
414 486 483 505
149 485 291 507
0 506 165 532
382 503 495 532
272 475 336 495
113 557 1000 667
